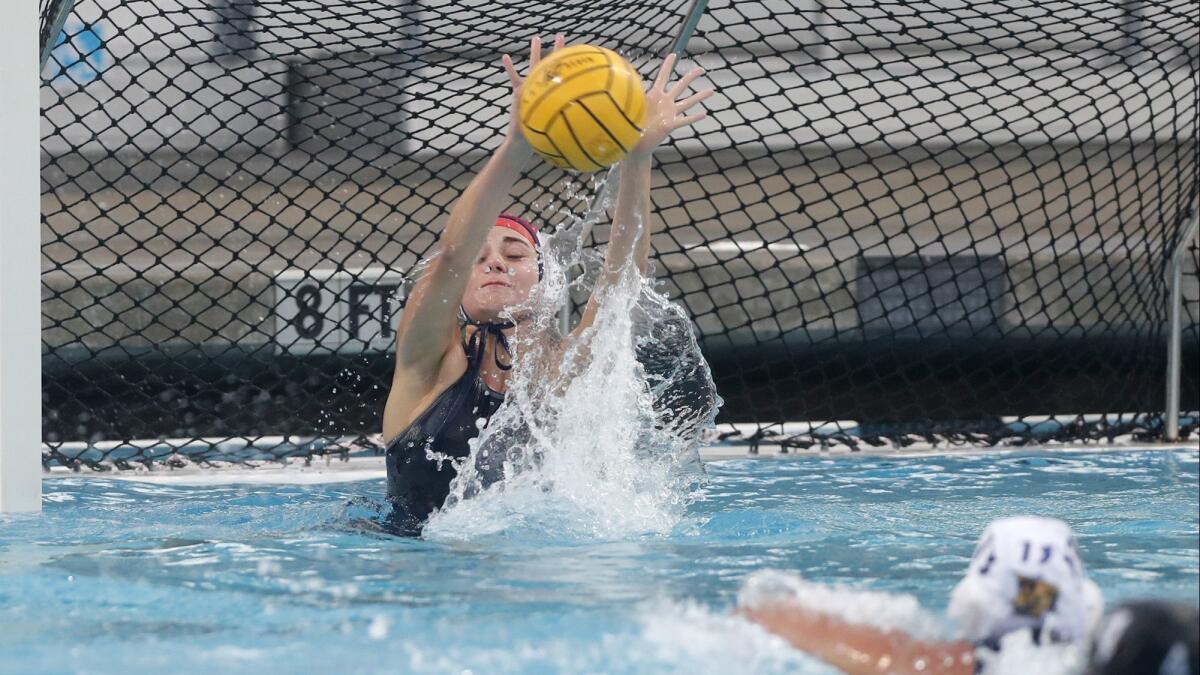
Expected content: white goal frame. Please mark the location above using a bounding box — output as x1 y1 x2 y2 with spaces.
0 1 42 513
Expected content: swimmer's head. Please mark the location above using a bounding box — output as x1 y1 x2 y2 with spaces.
461 214 542 324
1088 601 1199 675
948 516 1104 647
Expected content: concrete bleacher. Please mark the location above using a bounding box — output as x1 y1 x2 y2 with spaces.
40 139 1199 356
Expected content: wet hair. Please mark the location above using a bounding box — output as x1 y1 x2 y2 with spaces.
1088 601 1199 675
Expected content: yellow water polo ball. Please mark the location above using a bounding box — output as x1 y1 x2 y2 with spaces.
519 44 647 172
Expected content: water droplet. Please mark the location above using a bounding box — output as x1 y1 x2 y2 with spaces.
368 615 389 640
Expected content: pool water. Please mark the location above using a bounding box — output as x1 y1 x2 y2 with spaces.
2 450 1196 674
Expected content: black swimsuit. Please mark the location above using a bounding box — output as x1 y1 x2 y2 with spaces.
383 312 717 534
384 324 507 534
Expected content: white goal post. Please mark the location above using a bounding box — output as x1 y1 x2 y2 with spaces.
0 1 42 513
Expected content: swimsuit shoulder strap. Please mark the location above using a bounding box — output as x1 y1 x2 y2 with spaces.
460 318 514 373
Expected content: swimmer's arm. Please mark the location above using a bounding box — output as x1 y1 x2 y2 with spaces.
392 139 529 372
618 149 657 276
546 152 654 381
565 150 651 343
570 55 711 340
601 151 653 278
391 36 561 374
738 604 976 675
544 151 651 383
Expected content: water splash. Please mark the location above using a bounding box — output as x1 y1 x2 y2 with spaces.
738 569 946 639
974 630 1085 675
638 599 830 674
423 165 721 540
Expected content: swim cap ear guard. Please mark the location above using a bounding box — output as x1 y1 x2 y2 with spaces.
947 516 1103 647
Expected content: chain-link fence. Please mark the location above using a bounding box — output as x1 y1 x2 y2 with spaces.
40 0 1199 468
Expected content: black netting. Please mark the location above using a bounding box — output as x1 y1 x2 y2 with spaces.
40 0 1199 469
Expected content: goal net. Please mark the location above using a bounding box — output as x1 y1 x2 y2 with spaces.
39 0 1199 468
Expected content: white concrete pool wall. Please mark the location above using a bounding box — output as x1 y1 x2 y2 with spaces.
42 437 1200 485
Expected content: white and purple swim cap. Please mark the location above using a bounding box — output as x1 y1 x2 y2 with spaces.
948 516 1104 646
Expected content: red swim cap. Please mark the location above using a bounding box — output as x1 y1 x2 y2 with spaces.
494 213 540 248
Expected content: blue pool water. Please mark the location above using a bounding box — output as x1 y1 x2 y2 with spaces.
2 450 1197 674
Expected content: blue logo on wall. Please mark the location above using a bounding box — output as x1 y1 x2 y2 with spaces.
48 20 108 83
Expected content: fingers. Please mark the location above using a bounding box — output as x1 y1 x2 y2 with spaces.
652 53 677 93
529 35 543 70
514 34 564 85
671 111 707 131
668 66 706 99
507 34 567 90
502 54 521 89
675 88 713 112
